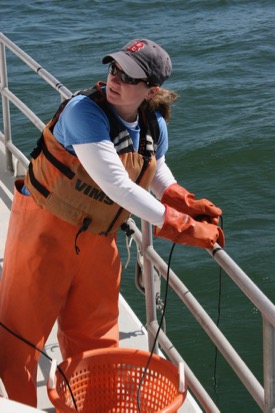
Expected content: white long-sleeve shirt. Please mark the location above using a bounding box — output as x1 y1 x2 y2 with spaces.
73 141 176 227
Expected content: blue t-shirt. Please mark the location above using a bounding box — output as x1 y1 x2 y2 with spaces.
53 93 168 160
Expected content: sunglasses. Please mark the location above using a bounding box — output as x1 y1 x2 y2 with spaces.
108 62 151 86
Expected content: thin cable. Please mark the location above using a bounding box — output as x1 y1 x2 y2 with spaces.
0 321 78 411
137 242 176 412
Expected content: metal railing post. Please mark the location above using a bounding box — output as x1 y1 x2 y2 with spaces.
0 40 13 172
263 318 275 413
141 219 159 354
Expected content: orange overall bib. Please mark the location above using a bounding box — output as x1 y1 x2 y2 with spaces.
0 179 121 406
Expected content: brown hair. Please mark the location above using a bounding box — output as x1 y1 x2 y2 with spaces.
141 88 178 124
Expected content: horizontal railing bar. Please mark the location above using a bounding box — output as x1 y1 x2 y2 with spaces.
1 87 45 132
6 141 29 170
0 132 29 171
207 246 275 328
0 33 72 100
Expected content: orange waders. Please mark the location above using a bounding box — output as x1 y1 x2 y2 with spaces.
0 179 121 407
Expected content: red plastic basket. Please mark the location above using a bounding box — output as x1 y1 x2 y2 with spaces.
47 347 186 413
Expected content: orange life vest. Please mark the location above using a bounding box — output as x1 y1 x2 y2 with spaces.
25 83 159 239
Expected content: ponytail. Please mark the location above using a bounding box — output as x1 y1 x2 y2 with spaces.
141 88 178 123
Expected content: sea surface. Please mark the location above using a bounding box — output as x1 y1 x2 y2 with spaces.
1 1 275 412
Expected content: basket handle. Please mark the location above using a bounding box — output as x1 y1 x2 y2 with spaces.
48 359 57 389
178 362 185 393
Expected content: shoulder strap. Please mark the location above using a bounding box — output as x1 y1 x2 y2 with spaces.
138 108 160 157
145 109 160 146
79 83 125 142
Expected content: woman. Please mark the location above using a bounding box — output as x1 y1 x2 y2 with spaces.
0 38 224 407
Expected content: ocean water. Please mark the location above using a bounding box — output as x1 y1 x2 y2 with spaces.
1 1 275 412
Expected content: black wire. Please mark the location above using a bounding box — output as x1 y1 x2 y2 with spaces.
0 321 78 411
137 242 176 413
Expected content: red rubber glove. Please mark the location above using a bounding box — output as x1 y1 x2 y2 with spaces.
155 205 225 249
161 183 222 225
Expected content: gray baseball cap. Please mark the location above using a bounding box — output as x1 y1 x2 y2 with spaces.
102 39 172 86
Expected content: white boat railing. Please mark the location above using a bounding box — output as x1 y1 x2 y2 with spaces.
1 32 274 413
